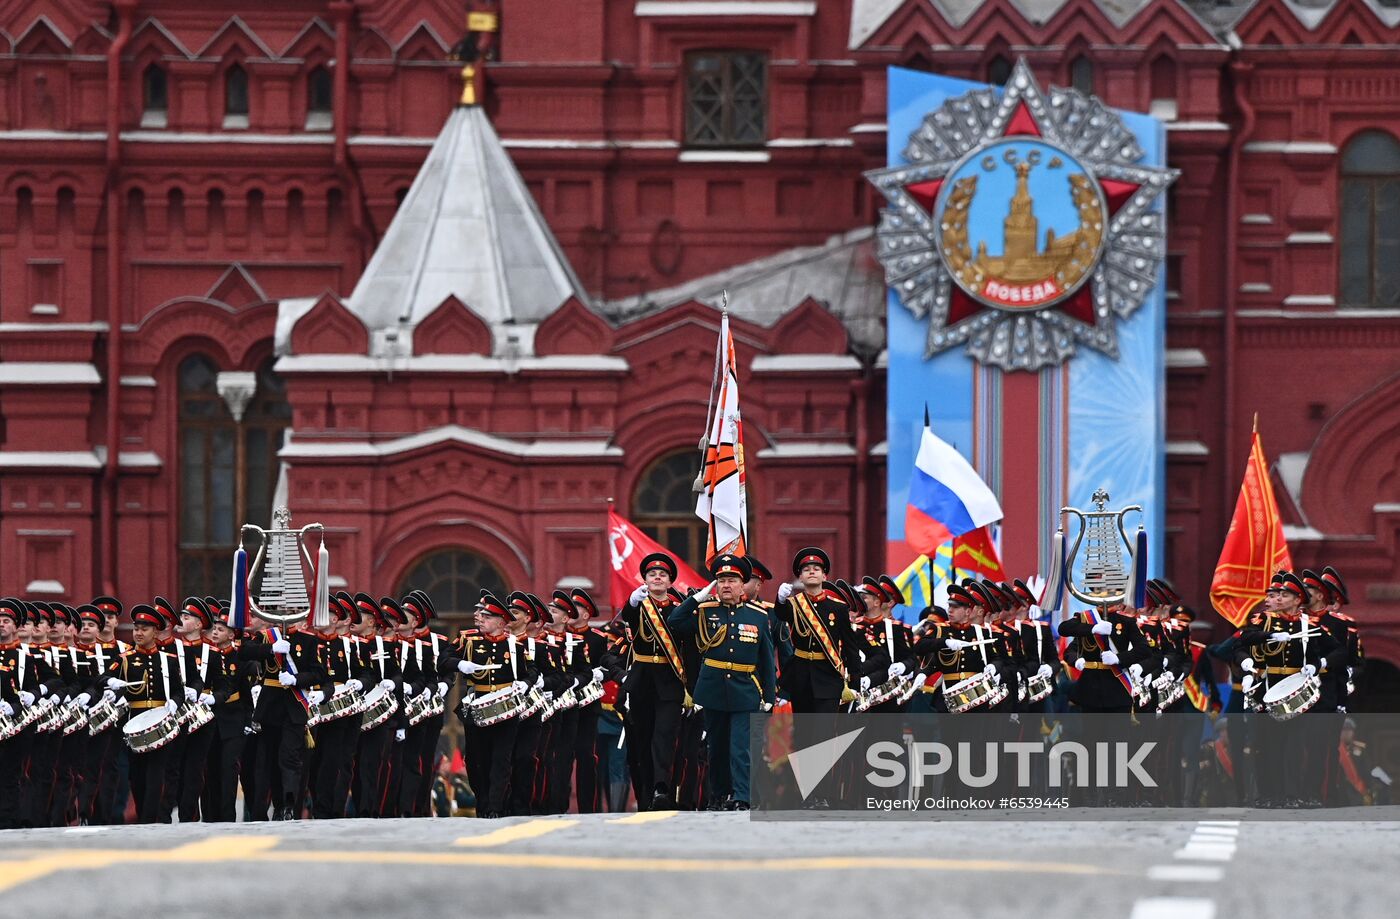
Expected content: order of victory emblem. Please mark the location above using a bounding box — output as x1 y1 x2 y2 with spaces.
867 60 1178 370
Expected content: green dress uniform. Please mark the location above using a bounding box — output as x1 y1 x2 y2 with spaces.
667 555 776 808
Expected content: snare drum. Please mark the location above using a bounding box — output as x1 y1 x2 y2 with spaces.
1262 671 1320 722
123 707 182 753
468 686 526 727
179 702 215 734
576 681 604 707
88 695 129 735
359 685 399 731
61 702 89 736
943 672 1007 714
311 685 361 726
1026 671 1054 704
0 710 21 742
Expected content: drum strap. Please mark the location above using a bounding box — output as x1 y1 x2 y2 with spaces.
70 647 79 674
375 636 387 680
507 634 518 681
565 633 575 667
1032 621 1043 663
415 638 424 671
198 644 210 682
398 640 408 670
17 645 26 690
430 633 440 672
95 643 107 672
884 619 895 660
174 639 188 685
1301 613 1310 667
161 650 170 703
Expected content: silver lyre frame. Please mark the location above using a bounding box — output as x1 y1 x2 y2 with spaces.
239 506 326 626
1060 488 1143 609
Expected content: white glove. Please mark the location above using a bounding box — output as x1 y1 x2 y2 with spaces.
394 728 405 742
1302 664 1317 679
1241 674 1256 694
1037 663 1054 679
18 691 35 707
1161 671 1175 684
101 690 116 704
944 638 972 651
1017 684 1027 701
983 664 1000 682
1127 663 1143 680
458 660 492 675
73 692 91 708
693 580 716 602
306 689 325 707
437 681 449 698
1239 658 1256 673
272 639 292 654
163 698 179 714
1074 658 1087 671
512 680 528 694
378 679 395 692
629 584 648 606
1101 651 1120 667
591 667 604 684
106 677 125 692
1091 621 1113 636
691 701 703 713
543 691 555 702
859 676 872 692
184 686 198 703
39 685 48 697
251 685 261 705
888 662 907 679
760 701 774 712
418 685 434 700
0 701 11 717
346 679 363 693
533 675 544 690
1268 632 1291 642
912 672 929 690
278 671 298 687
198 693 215 707
777 582 795 602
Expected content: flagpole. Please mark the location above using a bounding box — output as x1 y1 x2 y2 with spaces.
693 290 729 495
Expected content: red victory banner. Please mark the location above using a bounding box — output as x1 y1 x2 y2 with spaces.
606 505 707 611
1210 424 1293 626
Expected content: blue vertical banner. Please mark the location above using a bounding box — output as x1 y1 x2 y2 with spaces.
875 63 1172 605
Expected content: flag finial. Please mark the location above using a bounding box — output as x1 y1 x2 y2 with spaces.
923 403 930 429
1252 412 1258 434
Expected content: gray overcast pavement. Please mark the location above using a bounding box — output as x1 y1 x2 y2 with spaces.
1 812 1398 919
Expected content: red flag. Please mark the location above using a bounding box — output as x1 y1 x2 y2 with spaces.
1210 429 1293 626
606 506 707 611
951 525 1005 580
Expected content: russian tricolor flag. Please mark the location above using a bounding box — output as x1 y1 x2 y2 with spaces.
905 411 1003 555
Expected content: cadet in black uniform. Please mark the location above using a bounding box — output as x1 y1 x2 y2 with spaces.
202 606 258 822
1058 600 1151 713
101 605 186 824
455 592 534 819
247 611 326 820
774 548 862 713
0 597 61 828
620 552 689 810
667 554 776 810
565 589 614 813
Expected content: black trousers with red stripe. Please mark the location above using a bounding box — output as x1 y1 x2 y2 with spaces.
572 704 602 813
129 744 174 824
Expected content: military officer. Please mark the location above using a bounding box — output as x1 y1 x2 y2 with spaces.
667 554 776 811
1057 598 1151 713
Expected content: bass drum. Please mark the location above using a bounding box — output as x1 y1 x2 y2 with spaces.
123 707 182 753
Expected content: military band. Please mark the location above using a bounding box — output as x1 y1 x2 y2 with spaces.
0 547 1375 824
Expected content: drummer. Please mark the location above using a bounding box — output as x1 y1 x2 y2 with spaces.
455 591 533 819
102 604 185 824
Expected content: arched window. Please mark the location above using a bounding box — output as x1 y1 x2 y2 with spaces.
397 548 508 624
633 450 708 574
306 66 332 130
1070 56 1094 96
178 356 290 599
142 64 168 127
986 55 1012 87
224 64 249 128
1340 131 1400 308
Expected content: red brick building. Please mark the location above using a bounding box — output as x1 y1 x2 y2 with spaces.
0 1 1397 692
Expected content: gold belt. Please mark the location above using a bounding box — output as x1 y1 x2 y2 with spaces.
130 700 167 710
1081 662 1114 671
263 678 291 688
793 649 832 662
633 654 669 665
226 692 240 703
941 671 980 681
1265 666 1302 675
472 681 515 692
704 659 755 674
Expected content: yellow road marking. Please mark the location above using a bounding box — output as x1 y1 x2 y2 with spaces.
453 818 579 847
0 836 277 894
606 810 678 825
